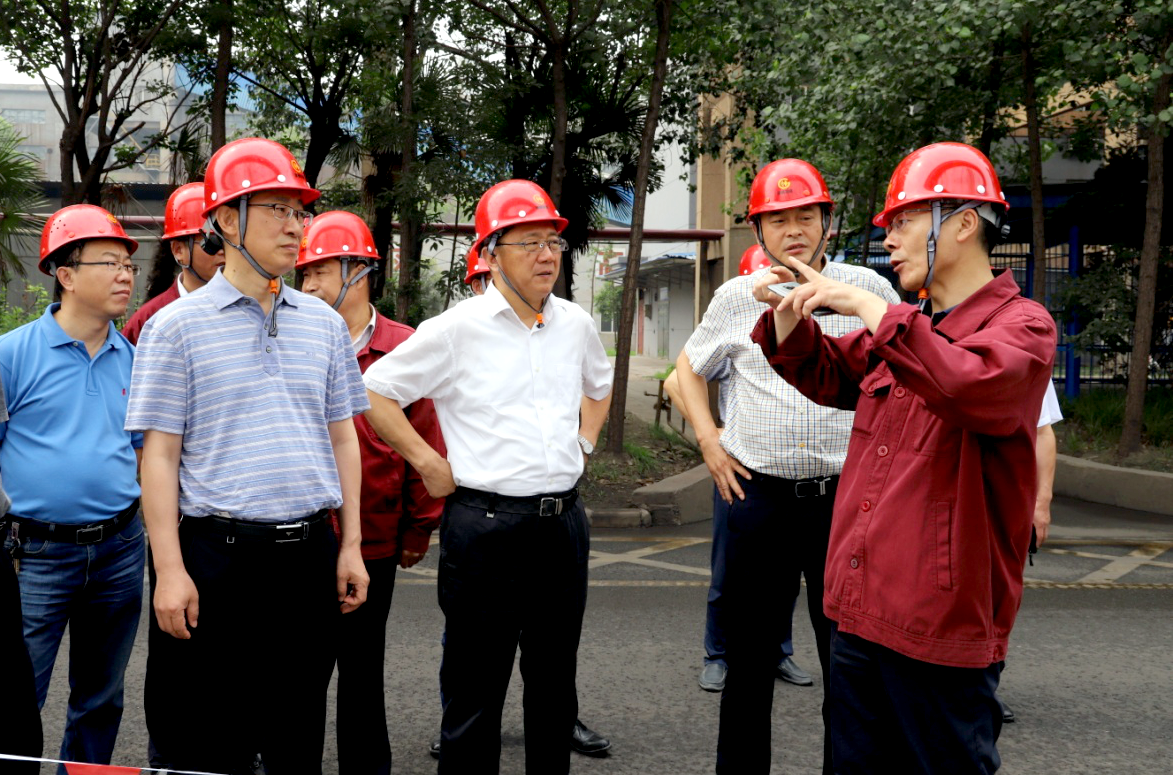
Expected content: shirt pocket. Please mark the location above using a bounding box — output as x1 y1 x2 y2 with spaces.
908 397 962 457
851 370 894 441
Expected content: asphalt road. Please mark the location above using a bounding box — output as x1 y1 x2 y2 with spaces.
31 496 1173 774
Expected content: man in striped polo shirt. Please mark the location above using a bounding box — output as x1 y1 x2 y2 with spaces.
126 138 370 775
673 159 900 775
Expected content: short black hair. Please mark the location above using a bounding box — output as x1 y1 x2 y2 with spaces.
47 245 82 302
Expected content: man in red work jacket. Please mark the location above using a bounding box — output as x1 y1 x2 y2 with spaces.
749 143 1056 774
122 182 225 345
300 211 445 775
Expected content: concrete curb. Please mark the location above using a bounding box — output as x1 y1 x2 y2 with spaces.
630 464 714 526
1055 453 1173 517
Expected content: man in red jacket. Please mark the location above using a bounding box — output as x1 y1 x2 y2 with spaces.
749 143 1056 773
299 210 445 775
122 182 224 345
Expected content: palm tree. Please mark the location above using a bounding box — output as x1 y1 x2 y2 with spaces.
0 119 46 283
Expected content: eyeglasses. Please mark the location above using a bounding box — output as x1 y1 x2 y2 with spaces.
885 206 958 235
496 237 570 254
71 261 141 276
249 203 314 227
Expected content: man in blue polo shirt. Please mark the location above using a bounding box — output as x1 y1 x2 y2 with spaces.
126 137 370 775
0 204 145 771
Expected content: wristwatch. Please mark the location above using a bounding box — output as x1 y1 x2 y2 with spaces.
577 434 595 456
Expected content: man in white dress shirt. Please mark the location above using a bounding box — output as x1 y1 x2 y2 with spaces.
363 179 613 775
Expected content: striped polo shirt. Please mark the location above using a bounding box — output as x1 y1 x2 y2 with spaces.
125 271 369 521
685 260 901 480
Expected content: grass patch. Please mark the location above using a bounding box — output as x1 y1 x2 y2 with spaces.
622 441 658 476
1057 387 1173 472
605 346 637 357
652 363 675 381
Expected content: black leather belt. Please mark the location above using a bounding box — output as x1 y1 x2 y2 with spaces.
182 509 331 543
789 475 839 499
452 486 579 517
6 499 140 545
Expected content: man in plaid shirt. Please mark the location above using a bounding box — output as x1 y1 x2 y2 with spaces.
673 159 899 775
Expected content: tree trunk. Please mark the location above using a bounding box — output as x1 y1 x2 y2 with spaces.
1118 67 1171 456
549 36 572 301
605 0 672 454
858 179 879 267
210 0 234 152
303 108 342 189
395 0 419 323
978 39 1005 157
1021 23 1048 302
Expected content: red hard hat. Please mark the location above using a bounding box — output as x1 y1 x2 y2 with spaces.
38 205 138 275
873 142 1008 228
163 183 207 241
747 159 834 219
202 137 320 218
464 245 491 284
472 180 567 253
297 211 378 269
738 245 771 275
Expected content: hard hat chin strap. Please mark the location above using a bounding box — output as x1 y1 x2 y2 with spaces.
211 195 282 337
751 207 832 271
920 200 983 314
331 258 375 311
175 236 208 284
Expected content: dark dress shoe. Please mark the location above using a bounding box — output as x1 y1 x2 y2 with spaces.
1002 704 1016 723
699 661 727 692
571 718 611 756
429 737 441 759
776 656 814 686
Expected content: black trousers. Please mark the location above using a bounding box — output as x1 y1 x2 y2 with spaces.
828 625 1002 774
144 519 339 775
0 548 41 775
715 472 835 775
437 495 589 775
335 555 398 775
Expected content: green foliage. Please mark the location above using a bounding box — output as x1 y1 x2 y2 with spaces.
0 119 45 283
594 282 623 324
1060 387 1173 452
1055 245 1173 373
0 284 50 335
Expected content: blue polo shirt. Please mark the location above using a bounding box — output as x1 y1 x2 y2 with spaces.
125 271 369 522
0 304 142 524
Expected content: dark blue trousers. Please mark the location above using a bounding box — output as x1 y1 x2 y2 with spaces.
714 471 835 775
828 625 1003 774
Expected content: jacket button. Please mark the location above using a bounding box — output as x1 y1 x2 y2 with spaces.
878 445 889 457
861 500 871 512
850 557 859 569
894 386 906 397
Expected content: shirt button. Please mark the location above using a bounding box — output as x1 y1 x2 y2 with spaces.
850 557 859 569
861 500 871 512
877 445 889 457
894 386 907 398
866 387 875 396
265 346 272 353
798 442 806 449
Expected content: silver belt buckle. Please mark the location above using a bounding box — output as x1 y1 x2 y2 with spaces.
275 521 308 542
539 497 562 516
75 524 105 544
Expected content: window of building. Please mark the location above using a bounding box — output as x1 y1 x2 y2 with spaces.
1 108 47 124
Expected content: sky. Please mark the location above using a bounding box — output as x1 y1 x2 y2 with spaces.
0 58 40 85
